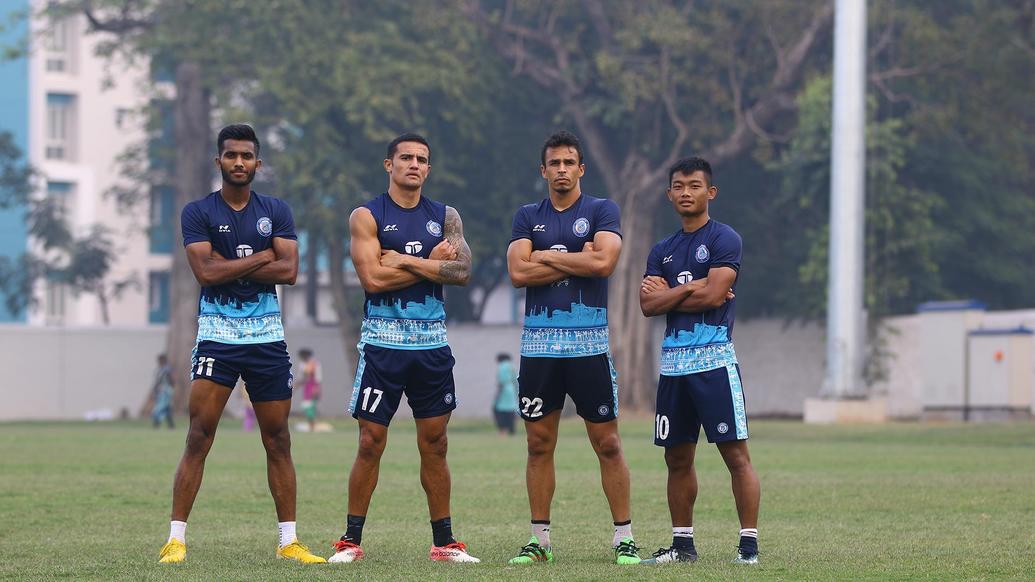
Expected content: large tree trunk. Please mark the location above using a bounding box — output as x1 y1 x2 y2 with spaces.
609 185 661 410
166 62 210 413
327 234 360 379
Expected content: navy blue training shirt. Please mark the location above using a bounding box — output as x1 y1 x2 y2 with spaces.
181 190 297 345
511 194 622 358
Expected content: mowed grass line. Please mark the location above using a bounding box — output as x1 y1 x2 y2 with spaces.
0 419 1033 581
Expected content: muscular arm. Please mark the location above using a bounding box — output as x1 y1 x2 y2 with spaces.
385 206 472 286
185 241 273 287
507 238 568 288
243 237 299 285
532 231 622 278
350 207 423 294
640 276 703 317
675 267 737 313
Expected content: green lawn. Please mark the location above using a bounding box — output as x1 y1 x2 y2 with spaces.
1 418 1033 580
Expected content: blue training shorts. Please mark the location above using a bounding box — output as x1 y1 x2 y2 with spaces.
190 340 293 402
654 364 749 446
349 344 457 426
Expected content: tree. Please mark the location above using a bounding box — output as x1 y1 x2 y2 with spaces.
0 132 136 323
465 0 835 407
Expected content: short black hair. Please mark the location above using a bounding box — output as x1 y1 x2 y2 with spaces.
217 124 260 155
668 157 712 186
386 133 430 161
299 348 313 359
540 130 584 166
497 353 512 362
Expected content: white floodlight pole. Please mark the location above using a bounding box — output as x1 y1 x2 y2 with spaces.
823 0 867 398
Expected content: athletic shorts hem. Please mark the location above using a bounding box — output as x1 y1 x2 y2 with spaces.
352 411 391 427
191 376 236 390
248 392 292 403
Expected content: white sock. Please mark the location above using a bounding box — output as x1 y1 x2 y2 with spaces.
278 521 297 548
531 521 551 547
740 527 758 539
673 526 694 538
612 521 633 546
169 520 187 543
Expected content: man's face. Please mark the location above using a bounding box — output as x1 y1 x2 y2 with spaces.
667 170 716 217
217 140 260 186
541 146 584 194
385 141 431 190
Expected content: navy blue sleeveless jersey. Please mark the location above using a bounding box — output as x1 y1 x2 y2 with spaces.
181 191 296 345
511 194 622 357
361 192 448 350
645 219 742 376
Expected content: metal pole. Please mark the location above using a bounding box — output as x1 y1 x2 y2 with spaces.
822 0 867 398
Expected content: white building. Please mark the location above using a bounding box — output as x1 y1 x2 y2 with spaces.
0 3 165 326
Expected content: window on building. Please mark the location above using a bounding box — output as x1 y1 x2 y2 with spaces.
46 181 74 219
45 279 66 325
44 18 77 74
148 271 170 323
46 94 77 161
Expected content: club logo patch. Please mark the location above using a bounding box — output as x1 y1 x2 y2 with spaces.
695 244 709 263
426 220 442 237
257 216 273 237
444 393 454 405
573 217 591 237
597 404 610 416
717 422 729 434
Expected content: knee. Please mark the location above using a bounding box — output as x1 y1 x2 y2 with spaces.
592 434 623 461
261 426 292 457
526 432 555 459
664 451 693 474
724 450 754 476
419 430 448 458
184 423 215 457
357 429 387 461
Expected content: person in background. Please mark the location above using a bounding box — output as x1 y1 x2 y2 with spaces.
297 348 322 433
151 354 175 430
493 353 518 436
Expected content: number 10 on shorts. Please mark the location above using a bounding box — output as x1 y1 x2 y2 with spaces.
655 414 670 440
361 387 383 412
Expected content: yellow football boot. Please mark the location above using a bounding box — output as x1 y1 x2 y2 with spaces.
158 539 186 563
277 539 327 564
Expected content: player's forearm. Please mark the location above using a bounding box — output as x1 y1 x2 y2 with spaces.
641 284 695 317
675 287 730 313
359 266 423 294
538 251 615 278
194 252 272 286
509 261 568 288
401 256 472 286
247 259 298 285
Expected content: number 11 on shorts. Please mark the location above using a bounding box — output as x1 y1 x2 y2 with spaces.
361 386 383 412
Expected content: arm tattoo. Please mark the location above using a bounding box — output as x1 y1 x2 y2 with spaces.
439 206 472 285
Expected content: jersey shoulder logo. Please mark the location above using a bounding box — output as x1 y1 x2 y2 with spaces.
573 217 590 237
662 254 673 264
426 220 442 237
695 244 709 263
257 216 273 237
532 224 547 232
383 224 398 232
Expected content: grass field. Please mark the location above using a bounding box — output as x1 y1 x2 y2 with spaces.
1 417 1033 581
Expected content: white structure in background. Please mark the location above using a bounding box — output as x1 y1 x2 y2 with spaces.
25 7 158 326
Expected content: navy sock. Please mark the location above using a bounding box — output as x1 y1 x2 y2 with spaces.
431 517 456 547
739 531 758 555
343 514 365 545
673 535 695 551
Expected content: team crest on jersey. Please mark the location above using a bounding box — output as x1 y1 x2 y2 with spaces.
573 217 591 237
257 216 273 237
695 244 709 263
426 220 442 236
